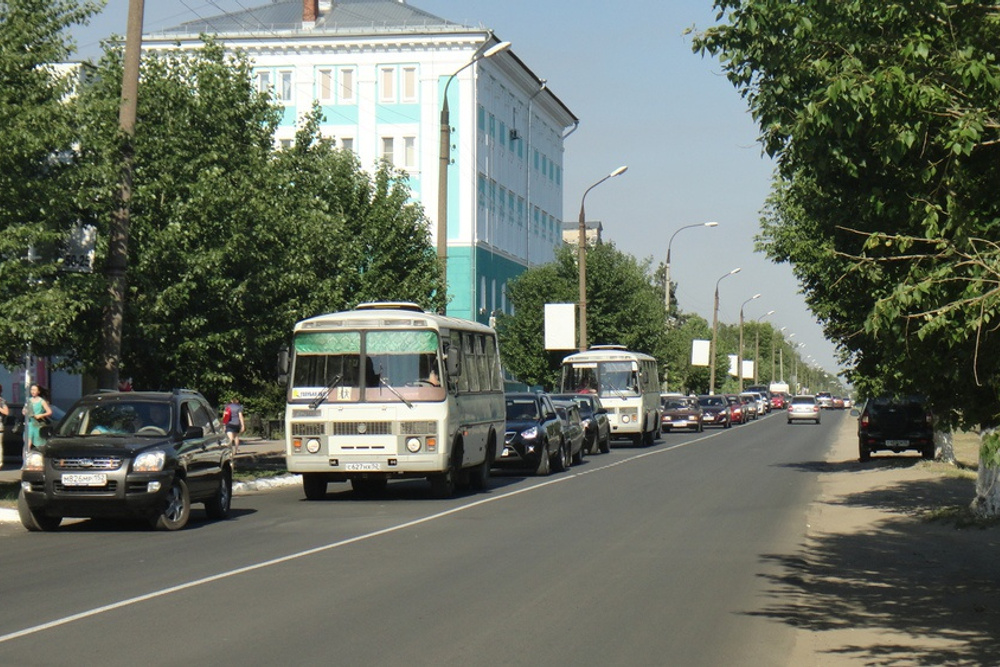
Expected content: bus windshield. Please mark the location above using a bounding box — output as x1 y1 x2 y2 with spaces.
291 329 444 403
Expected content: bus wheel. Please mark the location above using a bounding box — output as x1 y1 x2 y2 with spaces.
469 441 494 491
429 468 456 498
303 474 328 500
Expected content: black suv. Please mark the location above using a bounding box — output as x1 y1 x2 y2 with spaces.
498 392 567 475
856 396 934 462
19 389 233 531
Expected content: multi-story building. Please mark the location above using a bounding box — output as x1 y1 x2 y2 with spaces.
145 0 577 323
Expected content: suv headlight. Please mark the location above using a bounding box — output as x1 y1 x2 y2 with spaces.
520 426 539 440
134 450 166 472
23 450 44 471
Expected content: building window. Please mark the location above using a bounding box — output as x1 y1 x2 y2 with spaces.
340 68 356 103
403 136 416 168
402 66 417 103
318 69 333 101
279 138 293 149
255 70 272 95
341 137 354 152
381 137 394 164
499 121 507 149
478 105 486 131
278 70 293 103
379 67 395 103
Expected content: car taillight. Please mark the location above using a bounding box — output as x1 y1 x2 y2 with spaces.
860 415 869 428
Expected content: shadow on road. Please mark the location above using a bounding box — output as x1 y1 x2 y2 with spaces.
750 475 1000 664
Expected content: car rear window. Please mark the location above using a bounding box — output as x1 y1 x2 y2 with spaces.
792 396 815 405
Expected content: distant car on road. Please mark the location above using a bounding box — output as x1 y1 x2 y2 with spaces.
787 395 821 424
553 400 586 465
770 393 789 410
660 395 703 433
724 394 746 424
552 393 611 454
18 389 233 531
697 395 732 429
816 392 834 409
499 393 568 476
855 396 934 462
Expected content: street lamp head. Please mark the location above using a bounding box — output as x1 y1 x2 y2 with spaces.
730 267 742 276
704 221 719 227
481 41 512 59
610 165 628 178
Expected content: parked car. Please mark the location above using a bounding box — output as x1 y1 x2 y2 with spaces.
787 395 821 424
552 393 611 454
855 396 934 462
770 393 789 410
553 400 587 465
18 389 233 531
660 395 703 433
724 394 746 424
499 392 568 476
697 395 732 428
738 393 760 420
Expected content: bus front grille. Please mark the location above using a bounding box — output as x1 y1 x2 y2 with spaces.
330 421 392 436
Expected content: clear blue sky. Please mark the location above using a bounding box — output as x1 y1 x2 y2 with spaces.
68 0 843 381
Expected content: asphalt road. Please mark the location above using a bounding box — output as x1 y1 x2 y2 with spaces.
0 411 844 666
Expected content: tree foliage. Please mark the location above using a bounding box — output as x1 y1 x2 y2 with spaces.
0 0 102 366
497 243 669 390
695 0 1000 429
0 20 444 410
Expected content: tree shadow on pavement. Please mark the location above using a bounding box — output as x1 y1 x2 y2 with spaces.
750 476 1000 664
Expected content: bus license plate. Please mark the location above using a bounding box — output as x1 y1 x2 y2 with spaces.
345 463 381 472
62 473 108 487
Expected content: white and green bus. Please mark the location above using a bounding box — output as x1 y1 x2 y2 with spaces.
282 302 505 498
559 345 661 446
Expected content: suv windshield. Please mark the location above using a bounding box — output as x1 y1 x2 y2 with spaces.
58 400 175 437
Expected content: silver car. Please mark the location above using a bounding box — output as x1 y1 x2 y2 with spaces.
787 395 821 424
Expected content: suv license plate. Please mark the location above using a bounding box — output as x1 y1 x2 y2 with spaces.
345 463 381 472
62 473 108 487
886 439 909 447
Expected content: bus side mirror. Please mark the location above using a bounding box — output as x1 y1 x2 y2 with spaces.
445 345 461 377
277 346 289 386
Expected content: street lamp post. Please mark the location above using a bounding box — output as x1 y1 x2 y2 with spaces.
773 326 786 383
754 310 775 384
709 267 741 395
437 39 511 309
738 294 761 392
665 221 718 319
578 165 628 351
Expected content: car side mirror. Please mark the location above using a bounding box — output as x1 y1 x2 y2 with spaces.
184 426 205 439
849 408 860 417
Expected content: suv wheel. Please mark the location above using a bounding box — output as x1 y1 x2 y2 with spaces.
205 467 232 520
18 490 61 532
150 478 191 531
859 441 871 462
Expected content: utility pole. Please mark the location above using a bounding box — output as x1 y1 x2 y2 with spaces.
99 0 144 389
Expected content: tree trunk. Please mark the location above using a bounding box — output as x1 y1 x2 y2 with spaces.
934 429 955 464
972 428 1000 519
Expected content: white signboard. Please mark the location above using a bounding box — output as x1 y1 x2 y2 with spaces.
63 224 96 273
741 359 754 380
544 303 577 350
728 354 738 377
691 339 710 367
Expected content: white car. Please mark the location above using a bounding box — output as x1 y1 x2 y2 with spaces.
787 395 821 424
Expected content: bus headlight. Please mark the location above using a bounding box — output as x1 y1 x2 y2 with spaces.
306 438 321 454
621 414 631 424
406 437 421 453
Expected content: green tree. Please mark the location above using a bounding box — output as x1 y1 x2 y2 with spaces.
0 0 101 368
694 1 1000 514
497 243 668 389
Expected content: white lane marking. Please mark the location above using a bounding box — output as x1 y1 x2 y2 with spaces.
0 426 738 644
